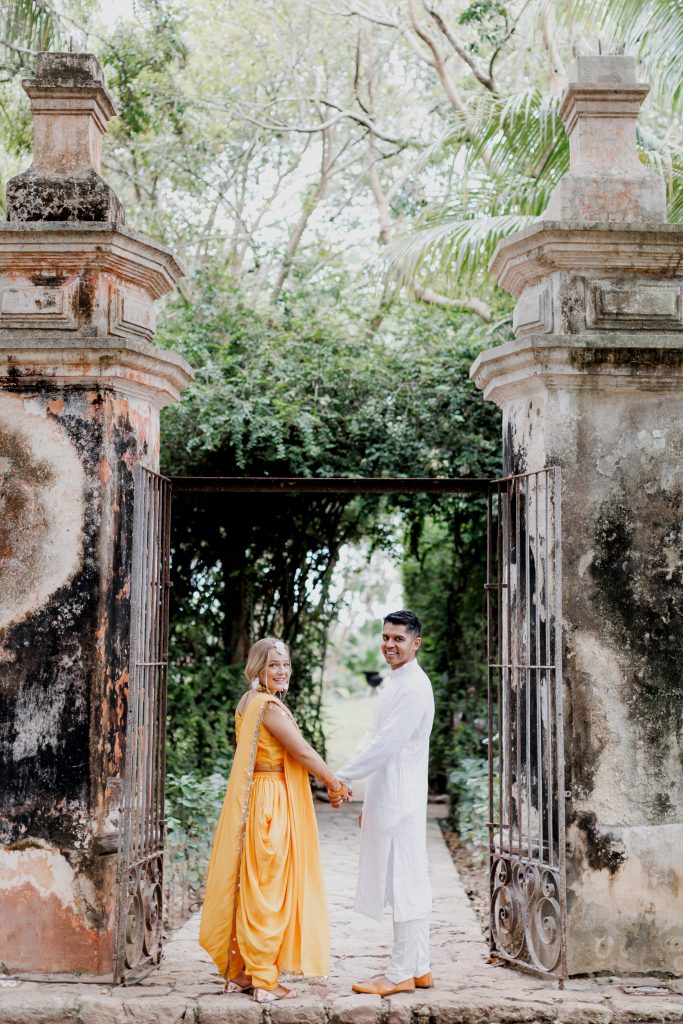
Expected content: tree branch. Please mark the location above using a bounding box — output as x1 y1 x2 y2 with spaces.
423 4 497 93
412 283 491 321
236 102 403 146
357 25 491 325
541 5 567 95
332 2 401 30
406 0 471 119
270 125 336 300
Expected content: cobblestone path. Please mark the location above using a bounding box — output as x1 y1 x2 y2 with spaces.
2 801 683 1023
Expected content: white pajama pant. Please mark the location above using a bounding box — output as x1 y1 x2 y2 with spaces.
386 915 430 983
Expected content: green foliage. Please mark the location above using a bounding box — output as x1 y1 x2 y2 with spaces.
569 0 683 113
403 508 494 798
339 621 386 680
458 1 510 53
101 4 188 142
166 765 229 892
158 267 502 778
397 420 499 834
166 623 244 777
0 0 64 162
0 0 61 81
386 1 682 300
158 267 506 480
448 752 493 857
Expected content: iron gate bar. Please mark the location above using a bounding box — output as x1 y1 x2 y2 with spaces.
117 469 565 983
170 476 491 494
115 467 171 985
487 467 566 981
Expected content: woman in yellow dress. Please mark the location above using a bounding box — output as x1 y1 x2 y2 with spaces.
199 637 350 1003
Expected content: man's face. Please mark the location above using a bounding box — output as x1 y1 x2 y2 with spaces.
380 621 421 670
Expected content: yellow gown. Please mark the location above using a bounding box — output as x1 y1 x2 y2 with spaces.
199 690 330 989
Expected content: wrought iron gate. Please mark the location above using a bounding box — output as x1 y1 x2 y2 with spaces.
486 467 566 979
114 466 172 984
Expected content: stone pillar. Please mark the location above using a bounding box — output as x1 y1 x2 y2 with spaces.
0 53 192 976
471 56 683 975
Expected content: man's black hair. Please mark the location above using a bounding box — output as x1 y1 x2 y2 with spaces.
383 609 422 637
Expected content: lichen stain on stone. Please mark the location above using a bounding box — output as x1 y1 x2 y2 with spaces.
0 389 101 847
11 650 85 761
560 287 585 334
89 395 140 828
589 493 683 777
563 662 603 798
77 272 96 322
568 346 683 375
6 171 124 225
0 395 85 634
575 811 626 876
101 671 128 776
652 791 675 820
504 416 527 476
29 271 66 289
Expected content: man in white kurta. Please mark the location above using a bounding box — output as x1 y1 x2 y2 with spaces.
337 610 435 996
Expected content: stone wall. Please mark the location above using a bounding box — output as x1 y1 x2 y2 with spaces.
0 54 191 977
472 56 683 975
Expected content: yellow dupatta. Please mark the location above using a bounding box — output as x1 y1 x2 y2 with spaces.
198 691 329 980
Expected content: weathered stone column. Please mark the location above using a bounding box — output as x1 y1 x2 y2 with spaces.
471 55 683 975
0 53 192 976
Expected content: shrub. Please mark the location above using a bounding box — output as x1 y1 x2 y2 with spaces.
164 764 230 929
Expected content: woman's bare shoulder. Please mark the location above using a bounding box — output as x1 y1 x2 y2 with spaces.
263 697 296 724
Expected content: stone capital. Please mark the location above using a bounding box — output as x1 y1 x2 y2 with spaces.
470 333 683 405
490 222 683 298
0 222 184 299
0 222 193 407
6 52 123 223
0 335 192 408
543 55 665 224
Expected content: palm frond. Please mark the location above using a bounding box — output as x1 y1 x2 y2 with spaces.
386 210 535 295
440 89 569 189
0 0 61 78
637 123 683 221
565 0 683 112
392 27 683 303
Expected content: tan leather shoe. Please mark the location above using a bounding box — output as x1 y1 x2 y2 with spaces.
414 972 433 988
352 975 415 996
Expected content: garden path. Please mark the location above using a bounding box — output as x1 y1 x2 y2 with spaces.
2 802 683 1023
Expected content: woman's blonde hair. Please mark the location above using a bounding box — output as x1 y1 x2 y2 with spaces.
244 636 291 688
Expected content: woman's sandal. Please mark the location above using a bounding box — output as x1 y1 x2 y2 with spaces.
252 985 299 1002
224 979 253 994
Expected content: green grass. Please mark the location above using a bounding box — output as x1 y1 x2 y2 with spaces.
322 690 377 772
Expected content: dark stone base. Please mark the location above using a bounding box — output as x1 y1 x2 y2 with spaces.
6 170 124 225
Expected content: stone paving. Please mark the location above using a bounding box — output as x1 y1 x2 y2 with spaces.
2 801 683 1023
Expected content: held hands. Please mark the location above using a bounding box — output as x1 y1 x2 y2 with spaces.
327 777 352 809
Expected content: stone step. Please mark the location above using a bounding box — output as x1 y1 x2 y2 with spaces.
2 988 683 1024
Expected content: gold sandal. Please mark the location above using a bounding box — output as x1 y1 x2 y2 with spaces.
252 985 298 1002
224 979 253 994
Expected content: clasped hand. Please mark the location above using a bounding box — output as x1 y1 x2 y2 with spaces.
327 778 352 809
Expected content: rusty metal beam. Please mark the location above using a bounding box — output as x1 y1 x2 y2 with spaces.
170 476 491 495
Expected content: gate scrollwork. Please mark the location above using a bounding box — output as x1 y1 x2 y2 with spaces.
491 857 562 973
486 469 566 979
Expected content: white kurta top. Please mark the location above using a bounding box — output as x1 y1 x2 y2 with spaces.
337 659 435 922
